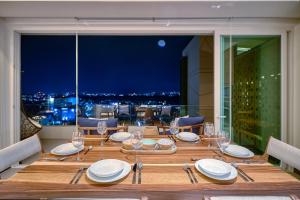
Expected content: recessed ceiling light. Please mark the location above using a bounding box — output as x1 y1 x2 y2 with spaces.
211 4 221 9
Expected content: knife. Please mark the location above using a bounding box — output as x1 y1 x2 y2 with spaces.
132 163 137 184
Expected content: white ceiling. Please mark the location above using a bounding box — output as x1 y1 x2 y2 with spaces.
0 1 299 19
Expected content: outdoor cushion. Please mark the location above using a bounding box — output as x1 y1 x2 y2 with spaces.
177 116 205 134
78 118 118 135
118 105 130 115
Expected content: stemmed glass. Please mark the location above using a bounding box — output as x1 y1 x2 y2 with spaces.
72 131 84 161
216 130 231 153
204 122 215 147
131 130 143 163
170 120 179 136
97 121 107 146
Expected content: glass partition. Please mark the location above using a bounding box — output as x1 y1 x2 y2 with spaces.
221 35 281 153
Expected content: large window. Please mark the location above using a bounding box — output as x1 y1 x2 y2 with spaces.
21 35 76 125
21 35 203 126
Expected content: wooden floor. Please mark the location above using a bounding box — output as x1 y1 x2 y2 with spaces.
0 135 299 199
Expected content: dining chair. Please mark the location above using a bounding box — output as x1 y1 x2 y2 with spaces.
0 134 42 179
159 116 205 135
78 118 119 135
203 195 298 200
264 136 300 171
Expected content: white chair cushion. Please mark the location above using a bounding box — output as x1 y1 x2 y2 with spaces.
0 134 42 172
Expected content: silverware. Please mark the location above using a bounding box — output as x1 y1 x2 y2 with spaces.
105 135 110 143
74 167 87 184
42 157 67 161
132 163 137 184
185 164 198 183
213 150 226 161
169 135 177 143
183 165 194 184
69 168 82 184
242 159 265 164
191 157 200 161
231 163 254 182
84 146 93 155
137 162 143 184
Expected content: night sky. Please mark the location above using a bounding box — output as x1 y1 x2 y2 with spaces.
21 35 193 94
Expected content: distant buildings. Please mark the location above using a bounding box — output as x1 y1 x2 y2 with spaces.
22 91 180 126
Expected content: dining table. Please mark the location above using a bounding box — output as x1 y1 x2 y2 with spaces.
0 134 299 200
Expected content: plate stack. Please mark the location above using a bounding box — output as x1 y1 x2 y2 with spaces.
51 143 84 156
195 159 237 181
86 159 131 183
110 132 132 142
176 132 200 142
223 145 254 158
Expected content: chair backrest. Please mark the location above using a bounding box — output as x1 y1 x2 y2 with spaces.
118 105 130 115
265 136 300 171
177 116 205 134
161 106 172 116
78 117 118 135
0 134 42 172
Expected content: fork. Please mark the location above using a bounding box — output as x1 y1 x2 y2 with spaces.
185 164 198 183
183 165 194 184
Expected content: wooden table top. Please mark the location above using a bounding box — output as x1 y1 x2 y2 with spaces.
0 135 299 200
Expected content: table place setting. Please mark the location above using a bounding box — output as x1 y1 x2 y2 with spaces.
50 143 84 156
86 159 131 183
110 132 132 142
195 158 238 182
175 132 200 142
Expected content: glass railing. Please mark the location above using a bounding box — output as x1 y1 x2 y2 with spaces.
23 100 206 126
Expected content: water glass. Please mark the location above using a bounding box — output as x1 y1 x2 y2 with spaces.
170 120 179 135
217 130 231 152
204 122 215 147
97 121 107 146
131 130 143 163
72 131 84 161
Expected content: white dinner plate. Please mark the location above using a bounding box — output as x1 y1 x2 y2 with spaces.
195 160 237 181
176 132 199 142
198 159 232 177
50 143 84 156
110 132 132 142
89 159 124 178
86 160 131 183
224 145 254 158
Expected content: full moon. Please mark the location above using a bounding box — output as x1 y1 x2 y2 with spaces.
158 40 166 48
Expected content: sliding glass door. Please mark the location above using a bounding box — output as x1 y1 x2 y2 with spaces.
220 35 281 153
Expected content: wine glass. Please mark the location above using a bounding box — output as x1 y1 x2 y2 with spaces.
131 130 143 163
97 121 107 146
204 122 215 147
72 131 84 161
217 130 231 153
170 120 179 136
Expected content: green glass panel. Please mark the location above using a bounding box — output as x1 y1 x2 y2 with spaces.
221 35 281 154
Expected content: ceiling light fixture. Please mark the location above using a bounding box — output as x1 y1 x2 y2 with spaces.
211 4 221 9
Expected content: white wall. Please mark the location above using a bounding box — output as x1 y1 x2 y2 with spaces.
182 36 200 116
291 24 300 148
0 20 14 149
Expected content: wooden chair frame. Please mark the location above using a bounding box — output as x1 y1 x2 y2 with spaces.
78 126 128 135
159 123 204 135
